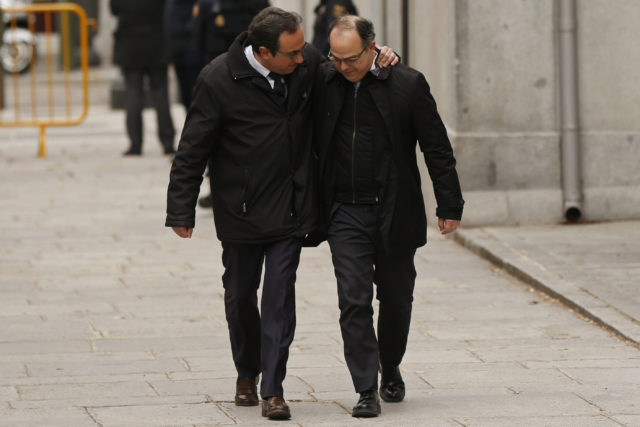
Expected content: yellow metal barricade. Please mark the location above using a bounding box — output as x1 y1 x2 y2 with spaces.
0 2 90 157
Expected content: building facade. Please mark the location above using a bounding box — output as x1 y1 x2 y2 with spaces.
94 0 640 225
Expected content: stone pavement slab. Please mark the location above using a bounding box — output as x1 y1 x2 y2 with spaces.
1 100 639 425
454 222 640 345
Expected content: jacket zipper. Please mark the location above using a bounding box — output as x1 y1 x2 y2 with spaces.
351 84 359 204
241 168 248 215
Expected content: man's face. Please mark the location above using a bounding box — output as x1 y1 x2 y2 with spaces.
259 27 306 75
328 28 375 82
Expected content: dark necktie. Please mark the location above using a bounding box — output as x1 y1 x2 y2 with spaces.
268 72 286 99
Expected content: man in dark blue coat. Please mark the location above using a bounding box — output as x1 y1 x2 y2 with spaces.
164 0 205 110
110 0 175 155
194 0 269 62
312 0 358 55
313 15 464 418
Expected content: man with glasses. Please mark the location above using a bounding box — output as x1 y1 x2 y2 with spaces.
166 7 396 421
312 15 464 417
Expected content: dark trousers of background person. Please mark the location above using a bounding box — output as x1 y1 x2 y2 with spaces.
123 66 175 154
221 237 302 398
171 49 205 110
327 203 416 393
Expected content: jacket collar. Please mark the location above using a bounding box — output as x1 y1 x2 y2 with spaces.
228 32 262 80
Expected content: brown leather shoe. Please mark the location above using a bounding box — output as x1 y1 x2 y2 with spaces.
261 396 291 420
235 377 259 406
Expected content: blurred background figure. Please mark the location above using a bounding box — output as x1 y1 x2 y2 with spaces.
164 0 205 111
193 0 269 63
312 0 357 56
110 0 175 156
193 0 269 208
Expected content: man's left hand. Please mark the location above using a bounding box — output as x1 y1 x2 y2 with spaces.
438 218 460 235
376 45 399 67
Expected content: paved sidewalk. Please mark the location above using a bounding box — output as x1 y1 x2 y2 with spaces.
454 222 640 346
1 99 639 425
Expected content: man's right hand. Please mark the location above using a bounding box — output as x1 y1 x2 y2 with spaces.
172 226 193 238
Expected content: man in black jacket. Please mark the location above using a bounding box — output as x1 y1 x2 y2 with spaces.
313 15 464 417
166 7 320 421
110 0 175 155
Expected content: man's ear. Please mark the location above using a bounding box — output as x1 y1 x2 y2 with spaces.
369 41 376 52
258 46 273 60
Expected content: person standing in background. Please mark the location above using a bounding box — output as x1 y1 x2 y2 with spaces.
193 0 269 62
110 0 176 156
165 0 205 111
312 0 357 55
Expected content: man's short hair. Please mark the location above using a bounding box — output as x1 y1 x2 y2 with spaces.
329 15 376 48
248 7 303 54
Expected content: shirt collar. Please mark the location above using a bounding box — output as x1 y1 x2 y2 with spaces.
370 52 379 72
244 44 271 80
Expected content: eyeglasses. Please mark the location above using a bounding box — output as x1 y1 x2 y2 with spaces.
277 42 307 59
328 46 368 65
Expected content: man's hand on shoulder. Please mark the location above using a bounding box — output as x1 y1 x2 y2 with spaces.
376 44 399 67
438 218 460 235
172 226 193 238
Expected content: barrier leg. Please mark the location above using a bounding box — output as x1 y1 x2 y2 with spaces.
38 125 47 158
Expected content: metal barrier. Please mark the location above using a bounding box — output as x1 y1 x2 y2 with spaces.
0 2 91 157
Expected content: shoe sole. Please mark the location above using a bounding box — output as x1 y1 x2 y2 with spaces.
261 409 291 419
235 400 259 407
352 410 380 418
380 392 405 402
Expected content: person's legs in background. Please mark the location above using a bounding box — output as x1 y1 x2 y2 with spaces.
148 66 176 154
123 68 144 155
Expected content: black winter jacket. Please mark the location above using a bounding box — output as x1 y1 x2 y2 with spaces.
110 0 168 69
313 62 464 252
166 32 323 244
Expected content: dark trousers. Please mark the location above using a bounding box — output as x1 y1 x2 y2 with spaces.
328 204 416 393
171 49 205 110
221 237 302 398
123 66 175 152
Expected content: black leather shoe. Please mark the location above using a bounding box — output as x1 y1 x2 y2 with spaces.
352 390 381 417
235 376 259 406
198 194 213 208
261 396 291 420
380 365 405 402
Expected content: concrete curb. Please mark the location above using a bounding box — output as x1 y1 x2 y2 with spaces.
451 227 640 347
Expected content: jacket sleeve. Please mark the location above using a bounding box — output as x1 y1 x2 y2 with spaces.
165 70 221 228
411 72 464 220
